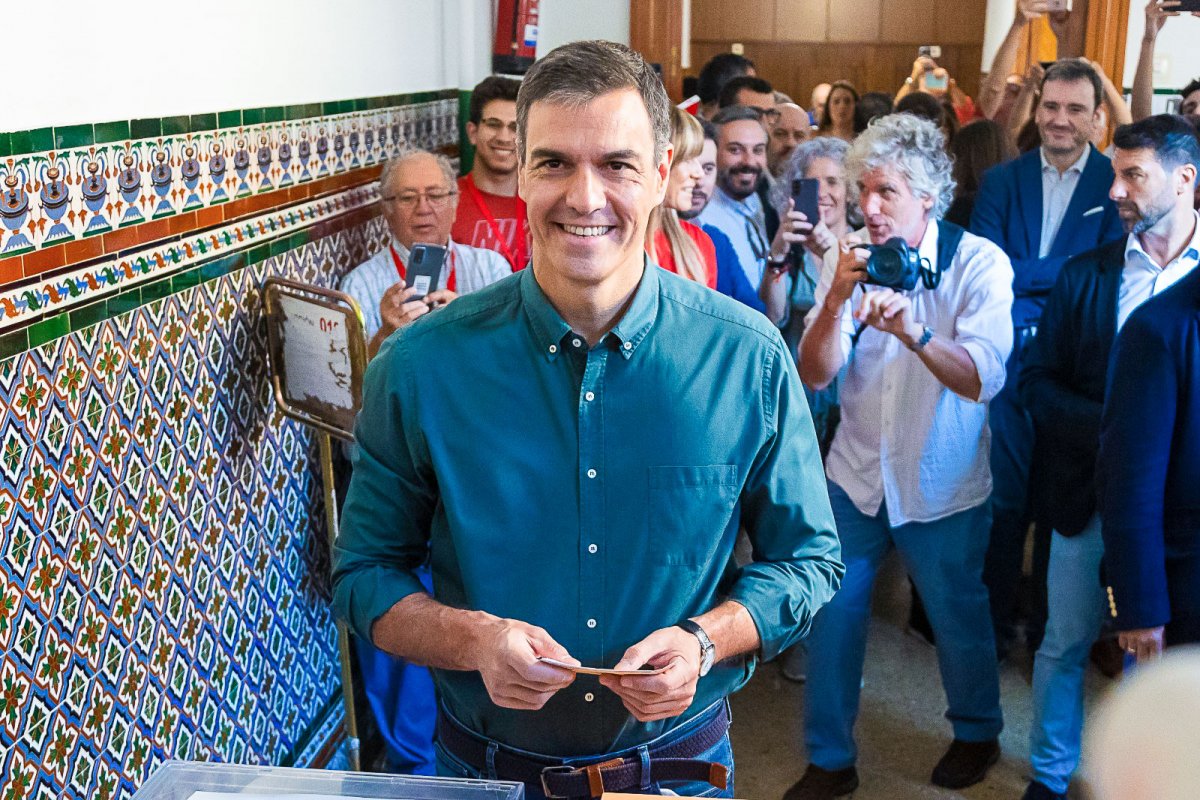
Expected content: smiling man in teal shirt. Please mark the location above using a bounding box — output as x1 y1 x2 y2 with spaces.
333 40 842 799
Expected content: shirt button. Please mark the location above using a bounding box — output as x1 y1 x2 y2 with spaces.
587 468 597 479
584 692 595 702
587 618 597 628
548 344 557 354
584 391 595 402
623 341 632 351
572 338 582 348
588 544 598 554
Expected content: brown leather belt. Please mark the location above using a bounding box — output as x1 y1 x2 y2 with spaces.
436 704 731 799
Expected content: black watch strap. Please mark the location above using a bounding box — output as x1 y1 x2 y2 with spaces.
676 619 716 676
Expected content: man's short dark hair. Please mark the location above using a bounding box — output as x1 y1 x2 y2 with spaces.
895 91 943 124
697 53 756 105
718 76 774 109
710 104 765 129
700 118 718 143
855 92 894 133
516 40 670 162
1041 59 1103 110
1113 114 1200 172
1183 79 1200 99
469 76 521 125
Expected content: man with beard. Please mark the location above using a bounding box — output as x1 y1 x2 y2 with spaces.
681 119 765 311
453 76 530 271
696 105 771 291
970 60 1124 662
1017 114 1200 800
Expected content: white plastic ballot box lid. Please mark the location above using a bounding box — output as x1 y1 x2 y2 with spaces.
132 762 525 800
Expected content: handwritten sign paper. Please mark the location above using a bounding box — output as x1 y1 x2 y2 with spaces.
263 278 367 439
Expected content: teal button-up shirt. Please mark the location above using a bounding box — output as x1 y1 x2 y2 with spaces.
333 262 842 757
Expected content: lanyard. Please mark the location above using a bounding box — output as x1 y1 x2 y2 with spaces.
390 244 457 292
464 174 527 270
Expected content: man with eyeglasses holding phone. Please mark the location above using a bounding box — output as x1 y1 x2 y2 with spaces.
343 150 512 360
453 76 531 272
337 148 511 775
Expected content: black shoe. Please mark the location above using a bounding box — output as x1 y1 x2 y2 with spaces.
1021 780 1067 800
783 764 859 800
930 738 1000 789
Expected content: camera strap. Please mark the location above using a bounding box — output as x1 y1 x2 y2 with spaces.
921 220 966 290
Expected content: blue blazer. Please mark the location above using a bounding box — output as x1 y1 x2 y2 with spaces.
1019 239 1124 537
971 146 1124 330
705 223 766 313
1099 267 1200 642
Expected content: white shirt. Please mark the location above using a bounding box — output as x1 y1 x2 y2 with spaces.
804 223 1015 526
1039 147 1090 259
339 237 511 339
696 187 768 289
1118 210 1200 331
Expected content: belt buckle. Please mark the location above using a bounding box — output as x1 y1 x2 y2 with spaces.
539 765 578 799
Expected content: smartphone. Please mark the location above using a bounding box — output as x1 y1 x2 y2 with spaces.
1176 0 1200 10
791 179 820 230
407 244 447 301
924 72 949 91
918 45 942 60
1046 0 1071 10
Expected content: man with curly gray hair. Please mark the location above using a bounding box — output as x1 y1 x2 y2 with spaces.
788 113 1015 800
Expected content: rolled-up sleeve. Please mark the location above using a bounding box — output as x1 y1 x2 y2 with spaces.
331 334 436 642
729 340 844 660
955 244 1014 403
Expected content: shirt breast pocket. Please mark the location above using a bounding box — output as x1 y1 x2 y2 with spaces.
647 465 740 566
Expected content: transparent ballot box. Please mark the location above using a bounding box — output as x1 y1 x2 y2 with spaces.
132 762 525 800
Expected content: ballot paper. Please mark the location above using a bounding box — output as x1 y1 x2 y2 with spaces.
537 657 668 677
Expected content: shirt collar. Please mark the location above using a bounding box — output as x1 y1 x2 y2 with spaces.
916 217 939 267
1124 209 1200 271
714 186 761 217
519 258 661 362
1040 145 1090 177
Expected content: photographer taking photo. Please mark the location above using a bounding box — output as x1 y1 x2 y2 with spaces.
789 114 1014 800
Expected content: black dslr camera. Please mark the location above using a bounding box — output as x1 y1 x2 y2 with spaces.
855 238 942 291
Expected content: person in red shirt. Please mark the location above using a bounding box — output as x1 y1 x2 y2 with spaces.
646 106 718 288
453 76 530 270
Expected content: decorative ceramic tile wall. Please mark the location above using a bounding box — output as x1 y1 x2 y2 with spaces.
0 215 388 800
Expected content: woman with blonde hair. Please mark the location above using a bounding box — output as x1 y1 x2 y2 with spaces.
646 106 717 288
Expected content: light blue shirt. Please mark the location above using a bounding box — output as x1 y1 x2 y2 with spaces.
696 187 768 289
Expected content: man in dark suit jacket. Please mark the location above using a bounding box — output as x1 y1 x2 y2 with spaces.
1100 255 1200 661
1017 115 1200 800
970 59 1125 658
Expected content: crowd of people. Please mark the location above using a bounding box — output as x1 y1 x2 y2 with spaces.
331 4 1200 800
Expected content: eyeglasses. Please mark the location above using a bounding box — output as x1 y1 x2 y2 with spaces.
383 190 459 209
755 107 781 125
480 118 518 134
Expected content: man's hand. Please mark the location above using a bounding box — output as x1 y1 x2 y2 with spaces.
477 619 579 710
1145 0 1182 41
828 238 869 309
1119 626 1166 663
1017 0 1052 22
598 626 702 722
855 288 923 345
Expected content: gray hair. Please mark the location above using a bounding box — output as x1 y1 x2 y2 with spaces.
516 40 671 163
377 150 457 197
845 114 955 218
770 136 851 217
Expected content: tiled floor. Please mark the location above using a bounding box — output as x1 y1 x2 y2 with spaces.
729 552 1111 800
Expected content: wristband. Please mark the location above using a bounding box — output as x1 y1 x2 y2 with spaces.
908 325 934 351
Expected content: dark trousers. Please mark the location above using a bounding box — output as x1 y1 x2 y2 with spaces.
982 328 1046 650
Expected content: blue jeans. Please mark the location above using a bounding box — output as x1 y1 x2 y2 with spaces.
804 482 1003 770
356 565 437 775
435 701 735 800
1029 516 1105 794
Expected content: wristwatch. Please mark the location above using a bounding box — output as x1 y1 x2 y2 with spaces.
909 325 935 351
676 619 716 676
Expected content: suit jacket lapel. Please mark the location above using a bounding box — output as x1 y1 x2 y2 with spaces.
1018 151 1044 259
1053 145 1108 258
1098 238 1125 346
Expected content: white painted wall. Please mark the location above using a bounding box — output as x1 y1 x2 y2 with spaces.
1122 7 1200 92
5 0 493 131
537 0 630 58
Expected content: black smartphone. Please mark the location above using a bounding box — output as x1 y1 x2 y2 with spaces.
1177 0 1200 10
407 244 447 301
791 178 820 227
